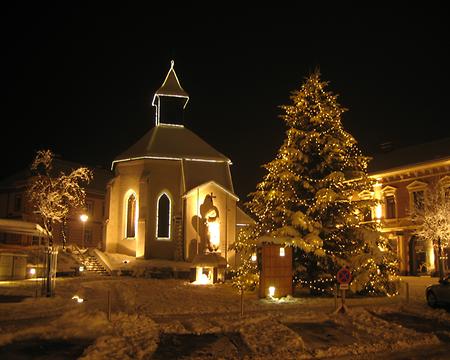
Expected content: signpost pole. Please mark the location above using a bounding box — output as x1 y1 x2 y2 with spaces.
335 266 351 314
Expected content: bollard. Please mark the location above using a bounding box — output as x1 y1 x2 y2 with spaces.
107 290 112 321
334 285 338 310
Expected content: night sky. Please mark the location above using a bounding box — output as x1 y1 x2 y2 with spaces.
1 3 449 201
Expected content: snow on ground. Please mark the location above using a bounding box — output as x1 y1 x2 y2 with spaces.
100 251 192 275
0 275 447 359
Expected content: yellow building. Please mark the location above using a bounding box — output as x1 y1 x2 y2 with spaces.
104 62 253 265
368 138 450 276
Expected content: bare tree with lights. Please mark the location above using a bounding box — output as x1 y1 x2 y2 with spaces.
245 70 397 296
412 184 450 280
231 226 259 316
27 149 93 296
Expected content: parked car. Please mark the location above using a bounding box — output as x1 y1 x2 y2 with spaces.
426 275 450 307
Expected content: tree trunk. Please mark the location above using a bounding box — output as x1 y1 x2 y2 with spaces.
240 289 244 317
438 237 445 280
61 217 67 249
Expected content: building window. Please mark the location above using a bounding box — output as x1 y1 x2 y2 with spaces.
14 195 22 212
157 193 171 239
444 187 450 201
412 190 425 212
84 229 93 246
363 208 372 222
126 193 137 238
85 200 94 216
385 195 396 219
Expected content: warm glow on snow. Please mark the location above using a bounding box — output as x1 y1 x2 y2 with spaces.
193 267 213 285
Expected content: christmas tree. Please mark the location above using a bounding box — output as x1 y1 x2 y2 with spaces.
245 70 397 296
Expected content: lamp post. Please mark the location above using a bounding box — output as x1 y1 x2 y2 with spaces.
437 237 445 280
80 214 88 249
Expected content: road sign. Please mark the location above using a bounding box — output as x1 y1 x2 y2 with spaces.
339 283 349 290
337 266 352 284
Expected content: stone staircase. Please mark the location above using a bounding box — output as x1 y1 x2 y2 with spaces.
72 247 110 276
82 253 110 276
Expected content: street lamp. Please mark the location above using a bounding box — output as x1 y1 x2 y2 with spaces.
80 214 88 249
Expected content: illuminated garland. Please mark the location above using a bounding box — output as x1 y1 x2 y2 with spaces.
238 70 399 297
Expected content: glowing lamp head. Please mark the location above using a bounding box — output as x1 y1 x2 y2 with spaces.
251 253 257 262
72 295 84 303
375 204 382 220
29 268 36 275
279 248 285 257
268 286 276 297
79 266 84 272
80 214 89 223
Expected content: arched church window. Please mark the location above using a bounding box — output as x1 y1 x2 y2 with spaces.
126 193 137 238
157 193 171 239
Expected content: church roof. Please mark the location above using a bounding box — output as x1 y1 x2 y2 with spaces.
152 60 189 108
183 180 237 201
113 125 231 165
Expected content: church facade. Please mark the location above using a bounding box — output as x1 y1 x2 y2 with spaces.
104 62 251 265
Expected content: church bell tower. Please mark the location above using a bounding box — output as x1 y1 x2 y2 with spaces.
152 60 189 126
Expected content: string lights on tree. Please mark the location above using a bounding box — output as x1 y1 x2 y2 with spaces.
241 70 398 296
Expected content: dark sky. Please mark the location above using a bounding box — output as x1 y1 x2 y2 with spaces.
1 3 449 201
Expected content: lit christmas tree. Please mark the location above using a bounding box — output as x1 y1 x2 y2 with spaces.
246 70 397 296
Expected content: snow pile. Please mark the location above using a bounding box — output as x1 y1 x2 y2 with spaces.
0 294 72 322
80 313 159 360
312 308 440 358
101 252 191 274
0 309 111 347
236 315 305 358
261 294 302 304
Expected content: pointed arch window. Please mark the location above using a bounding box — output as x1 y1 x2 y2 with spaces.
157 193 171 239
126 193 137 238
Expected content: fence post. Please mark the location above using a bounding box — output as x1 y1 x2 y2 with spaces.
107 289 111 321
405 281 409 304
334 284 338 310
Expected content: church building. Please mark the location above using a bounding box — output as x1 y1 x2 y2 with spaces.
104 61 251 266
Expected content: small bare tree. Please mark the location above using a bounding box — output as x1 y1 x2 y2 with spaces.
27 149 93 247
27 150 93 296
412 184 450 280
231 227 259 316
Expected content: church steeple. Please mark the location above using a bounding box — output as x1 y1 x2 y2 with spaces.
152 60 189 126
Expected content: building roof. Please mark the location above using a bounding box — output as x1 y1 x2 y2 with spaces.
236 206 255 226
183 180 237 201
0 219 49 237
368 137 450 175
183 166 234 197
113 125 231 165
152 60 189 108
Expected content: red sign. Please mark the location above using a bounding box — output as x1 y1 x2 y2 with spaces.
337 266 352 284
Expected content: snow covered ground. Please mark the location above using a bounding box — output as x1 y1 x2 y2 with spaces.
0 274 447 359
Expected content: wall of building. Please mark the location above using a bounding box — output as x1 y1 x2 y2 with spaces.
0 179 106 248
145 159 183 260
184 183 237 262
105 159 184 260
372 164 450 275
